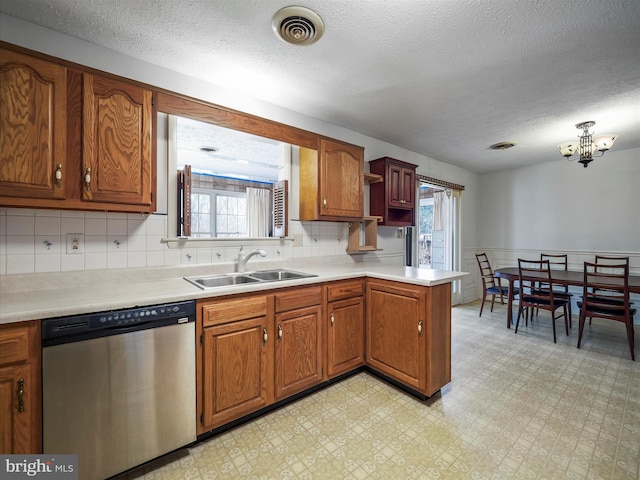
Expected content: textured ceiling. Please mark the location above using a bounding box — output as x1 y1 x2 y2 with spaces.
2 0 639 173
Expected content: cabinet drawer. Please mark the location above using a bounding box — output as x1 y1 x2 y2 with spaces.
0 327 30 366
274 286 322 313
327 279 364 302
202 295 269 327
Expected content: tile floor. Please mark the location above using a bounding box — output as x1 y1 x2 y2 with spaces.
118 301 639 480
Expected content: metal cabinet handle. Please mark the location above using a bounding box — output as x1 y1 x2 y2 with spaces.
418 320 423 336
84 167 92 191
17 378 25 413
323 196 327 208
277 324 282 339
330 311 334 326
55 163 63 188
263 328 268 345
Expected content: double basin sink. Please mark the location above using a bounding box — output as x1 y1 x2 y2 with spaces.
184 269 317 290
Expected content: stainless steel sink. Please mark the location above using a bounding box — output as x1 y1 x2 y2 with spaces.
184 274 261 289
248 269 316 281
184 269 316 290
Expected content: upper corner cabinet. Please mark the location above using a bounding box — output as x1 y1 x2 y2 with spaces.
369 157 417 226
0 48 67 201
299 138 364 221
82 74 155 209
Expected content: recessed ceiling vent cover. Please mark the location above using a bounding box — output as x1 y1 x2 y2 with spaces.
200 146 219 154
272 6 324 46
490 141 517 150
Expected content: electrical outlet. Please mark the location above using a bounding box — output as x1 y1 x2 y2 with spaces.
66 233 84 254
292 234 303 245
397 228 404 238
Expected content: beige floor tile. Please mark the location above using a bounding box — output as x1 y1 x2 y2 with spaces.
118 301 639 480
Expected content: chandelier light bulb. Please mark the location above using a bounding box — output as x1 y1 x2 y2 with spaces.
593 134 618 151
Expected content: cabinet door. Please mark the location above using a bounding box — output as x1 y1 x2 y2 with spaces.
0 366 32 454
400 167 415 207
366 280 426 391
0 49 67 201
275 305 323 400
388 163 404 208
327 296 364 378
388 165 415 208
202 317 271 430
83 74 154 207
319 139 363 218
0 321 40 454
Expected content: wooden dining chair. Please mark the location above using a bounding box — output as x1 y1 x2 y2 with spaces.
577 261 636 361
590 256 634 312
537 253 573 326
515 259 570 343
475 253 516 317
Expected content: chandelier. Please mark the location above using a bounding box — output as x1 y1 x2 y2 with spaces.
557 121 618 168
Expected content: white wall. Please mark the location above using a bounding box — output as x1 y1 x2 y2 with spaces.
0 14 480 278
478 148 640 253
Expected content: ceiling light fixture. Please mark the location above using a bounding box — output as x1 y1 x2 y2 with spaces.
558 121 618 168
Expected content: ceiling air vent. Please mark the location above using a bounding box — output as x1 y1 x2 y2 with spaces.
489 141 517 150
199 146 219 154
272 6 324 46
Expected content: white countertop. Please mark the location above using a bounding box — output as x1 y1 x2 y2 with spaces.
0 259 468 324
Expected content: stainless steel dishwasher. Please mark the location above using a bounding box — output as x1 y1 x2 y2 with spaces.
42 300 196 480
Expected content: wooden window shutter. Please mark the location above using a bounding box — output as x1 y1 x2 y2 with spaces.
177 165 192 236
273 180 288 237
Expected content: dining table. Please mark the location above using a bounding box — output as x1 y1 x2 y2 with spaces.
494 267 640 329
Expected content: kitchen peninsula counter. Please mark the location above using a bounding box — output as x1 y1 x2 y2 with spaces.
0 260 468 324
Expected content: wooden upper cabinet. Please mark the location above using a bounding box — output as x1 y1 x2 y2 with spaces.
0 48 67 201
369 157 417 226
299 138 364 221
0 45 156 212
388 162 416 208
320 139 363 218
83 74 154 207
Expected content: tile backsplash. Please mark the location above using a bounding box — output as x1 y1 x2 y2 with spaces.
0 208 353 275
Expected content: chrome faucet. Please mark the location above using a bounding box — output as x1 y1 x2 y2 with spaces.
237 246 267 272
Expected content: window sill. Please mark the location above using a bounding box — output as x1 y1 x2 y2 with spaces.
161 237 294 249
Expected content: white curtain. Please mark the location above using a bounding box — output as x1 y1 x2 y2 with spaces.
246 188 270 237
433 191 446 230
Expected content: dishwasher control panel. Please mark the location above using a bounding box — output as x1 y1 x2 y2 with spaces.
42 300 196 346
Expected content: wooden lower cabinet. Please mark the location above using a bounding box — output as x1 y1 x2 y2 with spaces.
274 286 323 400
0 321 41 454
196 278 451 435
326 280 365 378
366 279 451 397
198 295 274 433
